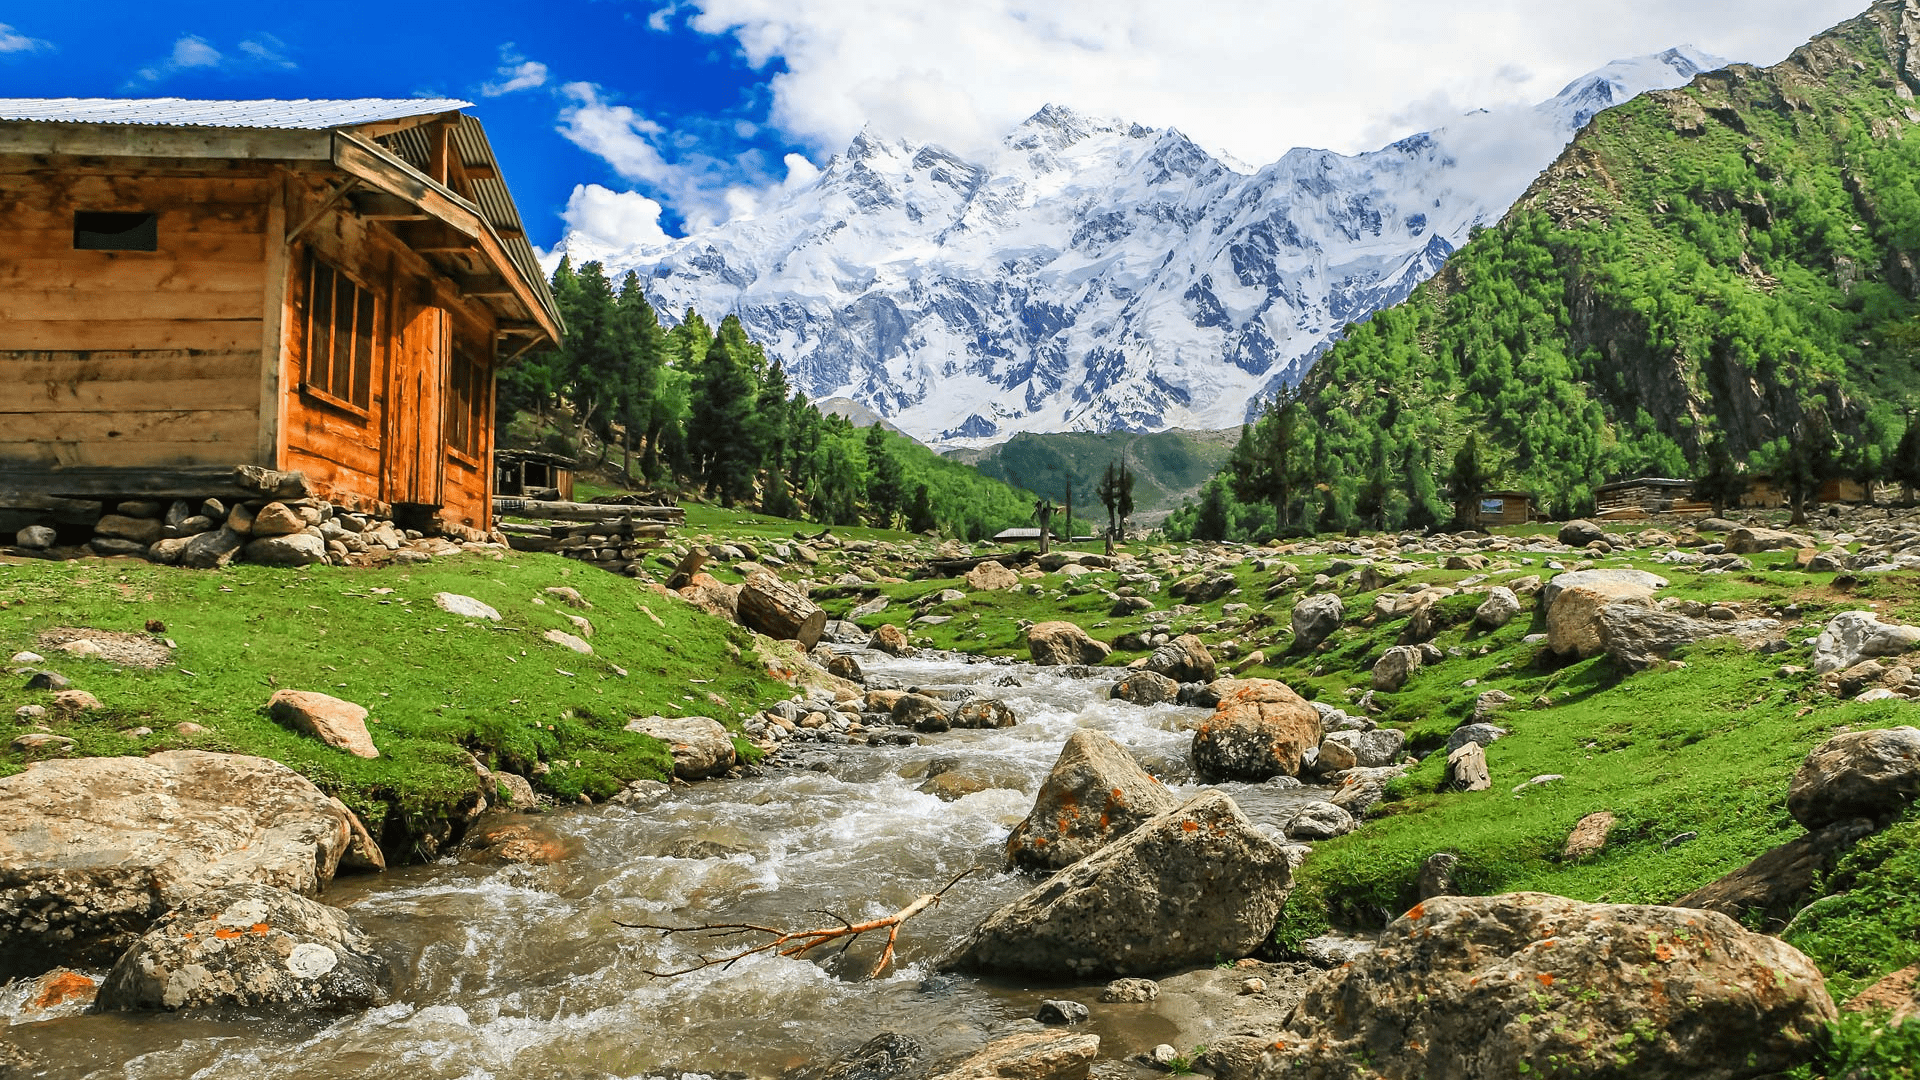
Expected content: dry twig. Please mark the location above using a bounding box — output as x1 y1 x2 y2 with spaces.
616 866 978 979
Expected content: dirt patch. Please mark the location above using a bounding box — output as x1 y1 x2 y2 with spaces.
36 627 174 669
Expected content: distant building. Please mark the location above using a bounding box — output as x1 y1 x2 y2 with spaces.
1593 478 1703 518
0 97 562 536
1474 490 1539 526
494 449 575 501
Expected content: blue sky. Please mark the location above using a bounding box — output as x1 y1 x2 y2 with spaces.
0 1 1866 253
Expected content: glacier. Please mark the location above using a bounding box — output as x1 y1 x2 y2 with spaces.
553 47 1722 449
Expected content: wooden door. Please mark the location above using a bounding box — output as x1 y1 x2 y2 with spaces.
383 301 445 507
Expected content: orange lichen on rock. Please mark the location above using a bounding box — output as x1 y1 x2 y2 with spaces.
30 972 95 1009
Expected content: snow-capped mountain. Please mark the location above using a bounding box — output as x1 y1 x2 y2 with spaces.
555 47 1722 448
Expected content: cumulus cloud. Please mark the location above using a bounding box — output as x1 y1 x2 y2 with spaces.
0 23 51 54
126 32 296 87
481 44 549 96
669 0 1865 161
561 184 675 251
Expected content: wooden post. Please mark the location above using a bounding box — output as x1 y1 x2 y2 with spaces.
664 548 707 591
736 569 828 650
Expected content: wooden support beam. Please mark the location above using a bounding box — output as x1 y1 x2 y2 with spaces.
349 190 433 220
0 465 308 500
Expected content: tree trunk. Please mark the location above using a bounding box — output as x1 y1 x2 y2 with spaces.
664 548 709 592
737 570 828 650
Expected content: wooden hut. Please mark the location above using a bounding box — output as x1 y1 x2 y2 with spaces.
0 97 562 537
494 448 575 501
1593 478 1705 518
1473 491 1538 527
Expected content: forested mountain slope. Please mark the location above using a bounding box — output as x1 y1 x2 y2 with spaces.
1299 0 1920 515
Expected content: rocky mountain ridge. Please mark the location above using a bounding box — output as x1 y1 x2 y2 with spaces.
555 49 1720 448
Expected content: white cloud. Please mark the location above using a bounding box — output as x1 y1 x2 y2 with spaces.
0 23 50 54
672 0 1866 162
126 32 297 87
561 183 675 251
481 44 549 97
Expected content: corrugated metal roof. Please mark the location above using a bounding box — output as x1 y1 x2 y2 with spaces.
0 97 472 130
380 115 558 331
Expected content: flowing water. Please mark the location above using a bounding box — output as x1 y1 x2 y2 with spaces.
5 651 1325 1079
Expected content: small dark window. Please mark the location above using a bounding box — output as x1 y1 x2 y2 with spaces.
74 211 157 251
300 252 377 414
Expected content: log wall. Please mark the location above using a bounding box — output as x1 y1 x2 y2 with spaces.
0 159 272 467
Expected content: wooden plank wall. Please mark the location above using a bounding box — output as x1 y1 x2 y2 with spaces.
279 176 499 529
0 159 270 467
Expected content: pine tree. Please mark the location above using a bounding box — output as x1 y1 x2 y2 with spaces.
1446 433 1495 530
1117 462 1135 539
906 483 937 533
1893 412 1920 503
1228 386 1304 538
688 316 763 506
864 425 904 525
1355 433 1392 532
1192 478 1230 541
1693 433 1746 517
1096 462 1122 540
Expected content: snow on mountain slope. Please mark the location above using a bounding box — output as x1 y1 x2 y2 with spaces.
555 47 1722 448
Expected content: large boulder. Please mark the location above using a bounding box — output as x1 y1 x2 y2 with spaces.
947 791 1293 978
1727 526 1815 554
868 623 915 657
1670 818 1877 928
267 689 379 758
1474 586 1522 630
951 697 1018 729
1787 726 1920 829
1110 670 1181 706
1557 519 1605 547
928 1031 1100 1080
0 751 354 978
1263 892 1835 1080
1192 679 1322 781
97 883 390 1013
1597 602 1777 670
1169 570 1237 603
1006 729 1180 872
1027 621 1110 666
623 715 736 780
964 560 1020 591
1370 645 1424 692
1547 574 1666 659
177 527 245 569
1812 610 1920 675
1290 594 1344 649
244 533 326 567
1540 568 1668 610
1145 634 1217 684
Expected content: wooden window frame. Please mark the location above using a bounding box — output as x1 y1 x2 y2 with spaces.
444 346 489 468
298 251 378 420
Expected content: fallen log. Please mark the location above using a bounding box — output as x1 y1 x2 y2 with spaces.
737 569 828 650
664 549 708 592
618 867 976 979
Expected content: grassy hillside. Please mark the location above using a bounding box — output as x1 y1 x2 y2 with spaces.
948 428 1238 525
0 553 788 858
1290 0 1920 516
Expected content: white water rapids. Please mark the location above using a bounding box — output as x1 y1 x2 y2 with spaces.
5 651 1325 1078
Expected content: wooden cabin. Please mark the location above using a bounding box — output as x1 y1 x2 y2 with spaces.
1473 491 1538 527
1738 475 1872 509
1593 477 1706 519
494 448 575 501
0 97 562 535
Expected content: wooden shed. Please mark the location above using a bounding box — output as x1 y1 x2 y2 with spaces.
494 448 575 501
1593 478 1705 519
1473 491 1538 527
0 97 562 536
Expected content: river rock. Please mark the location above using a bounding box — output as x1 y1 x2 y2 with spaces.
1474 586 1522 629
14 523 56 549
1812 610 1920 674
951 697 1017 729
1263 892 1836 1080
1325 727 1407 769
1145 634 1216 684
459 815 580 865
868 623 915 657
1787 726 1920 828
1110 670 1181 706
0 751 353 978
1101 977 1159 1002
1006 729 1180 872
965 560 1019 591
178 527 245 569
267 689 379 758
248 502 307 537
1027 621 1110 666
827 653 864 682
624 715 737 779
1598 602 1776 669
1191 679 1321 781
892 693 951 731
1548 575 1664 659
813 1033 925 1080
948 790 1293 978
1327 765 1408 817
1290 594 1344 648
9 969 99 1022
97 883 390 1014
927 1031 1099 1080
1312 736 1356 774
1285 801 1355 840
244 532 326 567
95 514 163 544
1370 645 1424 692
